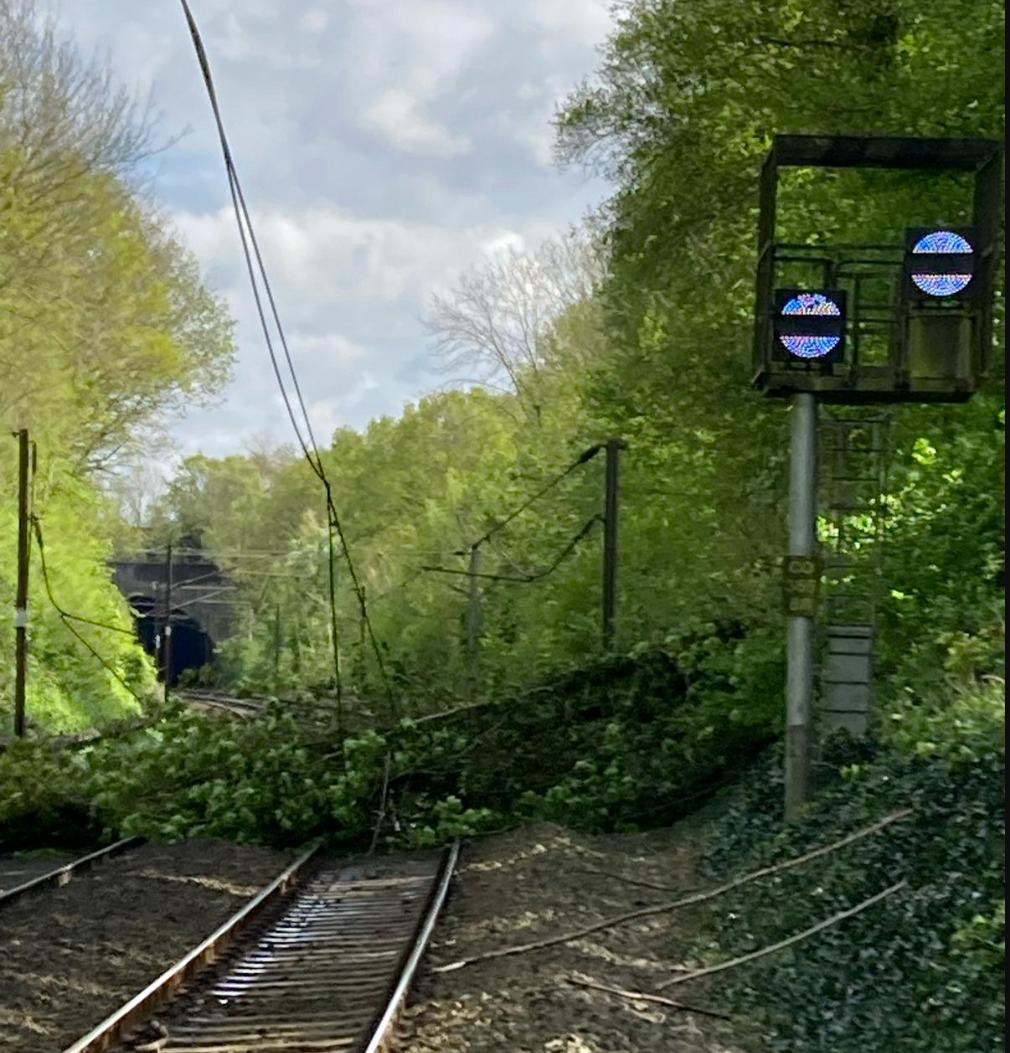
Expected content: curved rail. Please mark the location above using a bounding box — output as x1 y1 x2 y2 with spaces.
0 837 144 909
175 688 267 718
363 839 460 1052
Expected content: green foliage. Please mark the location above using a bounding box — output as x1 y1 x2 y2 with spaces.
87 704 334 845
0 740 98 850
0 461 157 733
0 3 234 734
700 683 1005 1052
0 636 779 851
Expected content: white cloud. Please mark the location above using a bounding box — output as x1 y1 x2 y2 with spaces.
526 0 613 49
482 231 526 256
364 90 471 158
292 333 365 366
44 0 613 456
298 8 329 34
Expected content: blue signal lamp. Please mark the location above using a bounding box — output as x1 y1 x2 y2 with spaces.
773 289 847 365
904 227 977 300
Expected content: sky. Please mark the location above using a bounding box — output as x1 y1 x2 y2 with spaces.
48 0 614 461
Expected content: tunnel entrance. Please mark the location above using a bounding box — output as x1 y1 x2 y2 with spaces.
128 595 215 686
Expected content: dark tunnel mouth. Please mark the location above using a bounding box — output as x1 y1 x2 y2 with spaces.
128 594 215 686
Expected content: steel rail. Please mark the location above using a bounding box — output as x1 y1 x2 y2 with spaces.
178 690 267 718
61 843 319 1053
362 839 460 1052
0 836 144 908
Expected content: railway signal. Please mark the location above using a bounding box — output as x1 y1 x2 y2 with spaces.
752 134 1002 820
774 290 847 364
904 227 977 300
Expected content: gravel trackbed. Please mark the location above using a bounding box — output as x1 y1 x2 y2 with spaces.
400 822 755 1053
0 839 292 1053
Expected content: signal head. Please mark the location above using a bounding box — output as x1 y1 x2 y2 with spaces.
773 290 846 365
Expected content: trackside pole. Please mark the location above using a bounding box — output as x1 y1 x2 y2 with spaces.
785 393 818 820
163 543 173 704
13 429 30 737
602 438 625 650
466 543 482 696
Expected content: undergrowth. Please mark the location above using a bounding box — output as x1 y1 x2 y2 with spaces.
699 680 1005 1053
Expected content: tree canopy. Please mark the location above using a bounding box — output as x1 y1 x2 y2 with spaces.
0 0 235 730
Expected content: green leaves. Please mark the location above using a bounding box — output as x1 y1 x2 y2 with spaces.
702 691 1005 1052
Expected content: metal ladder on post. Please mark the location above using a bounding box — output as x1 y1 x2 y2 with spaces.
817 411 891 736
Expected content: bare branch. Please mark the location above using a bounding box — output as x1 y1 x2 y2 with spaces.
422 227 608 419
656 881 908 989
432 810 911 972
564 974 732 1020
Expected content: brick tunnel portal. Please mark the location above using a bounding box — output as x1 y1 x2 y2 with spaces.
113 555 237 687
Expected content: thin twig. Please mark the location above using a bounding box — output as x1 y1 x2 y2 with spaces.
572 866 696 895
565 975 732 1020
656 880 907 989
412 698 502 724
431 810 911 972
367 752 392 856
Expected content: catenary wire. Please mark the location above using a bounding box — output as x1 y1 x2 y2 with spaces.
423 515 603 583
180 0 394 715
457 444 603 553
32 516 145 702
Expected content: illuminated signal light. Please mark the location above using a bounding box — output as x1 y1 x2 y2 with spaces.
773 290 846 363
905 227 976 299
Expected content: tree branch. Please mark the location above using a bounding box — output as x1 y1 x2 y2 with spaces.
656 881 908 989
564 974 731 1020
367 752 392 855
431 810 911 972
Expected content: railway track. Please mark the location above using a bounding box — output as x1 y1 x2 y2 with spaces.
175 689 268 719
0 837 143 908
63 841 459 1053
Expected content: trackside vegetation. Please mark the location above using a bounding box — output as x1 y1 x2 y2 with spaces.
0 0 1003 1050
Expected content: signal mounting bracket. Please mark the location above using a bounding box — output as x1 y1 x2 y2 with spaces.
753 134 1002 404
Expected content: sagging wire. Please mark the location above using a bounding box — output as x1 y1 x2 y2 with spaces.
31 515 145 703
179 1 394 722
456 444 603 555
423 515 603 584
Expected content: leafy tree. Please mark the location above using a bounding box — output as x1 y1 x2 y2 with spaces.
0 0 235 734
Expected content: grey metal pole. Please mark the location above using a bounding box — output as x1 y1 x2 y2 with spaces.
13 429 30 737
162 543 173 705
602 438 625 650
466 544 482 696
785 393 818 820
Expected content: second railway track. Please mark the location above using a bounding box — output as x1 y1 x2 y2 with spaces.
64 841 459 1053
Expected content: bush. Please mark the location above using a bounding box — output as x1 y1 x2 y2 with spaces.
0 741 100 850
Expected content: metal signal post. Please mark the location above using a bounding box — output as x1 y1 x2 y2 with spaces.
162 543 173 704
13 429 31 737
602 438 626 650
785 395 818 819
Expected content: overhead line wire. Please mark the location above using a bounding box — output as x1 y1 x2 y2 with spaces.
32 516 145 703
179 0 320 475
458 444 603 554
180 0 395 719
424 515 603 584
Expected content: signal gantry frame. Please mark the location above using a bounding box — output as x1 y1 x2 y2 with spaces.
753 135 1002 404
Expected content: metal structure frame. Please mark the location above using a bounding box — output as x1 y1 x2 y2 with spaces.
754 135 1002 403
